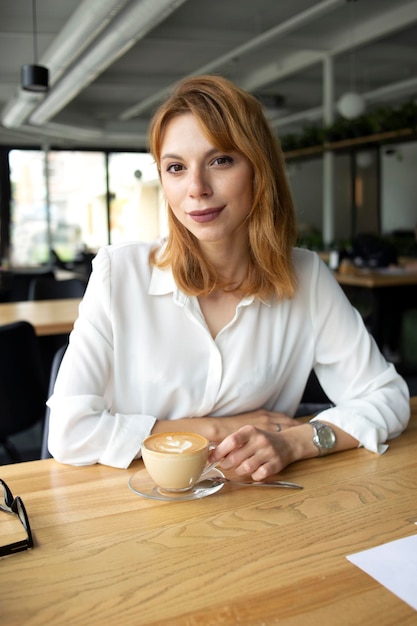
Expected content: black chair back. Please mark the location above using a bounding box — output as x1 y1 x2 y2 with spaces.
295 370 333 417
0 321 48 462
41 344 67 459
0 269 55 302
28 277 83 389
28 277 86 300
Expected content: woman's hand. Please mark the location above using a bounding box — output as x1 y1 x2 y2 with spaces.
152 409 301 442
207 409 301 440
208 421 360 481
209 424 298 481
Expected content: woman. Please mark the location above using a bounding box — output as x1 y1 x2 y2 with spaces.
48 75 410 480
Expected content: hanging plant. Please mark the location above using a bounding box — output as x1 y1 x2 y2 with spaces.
281 99 417 154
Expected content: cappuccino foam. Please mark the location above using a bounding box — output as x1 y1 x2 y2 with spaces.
145 433 206 455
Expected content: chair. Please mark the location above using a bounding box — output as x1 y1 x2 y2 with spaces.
1 269 55 302
0 270 14 302
41 344 67 459
28 276 85 383
295 370 333 417
50 248 94 282
28 276 86 300
401 309 417 367
0 321 48 463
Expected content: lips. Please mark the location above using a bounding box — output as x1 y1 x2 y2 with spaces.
188 207 224 223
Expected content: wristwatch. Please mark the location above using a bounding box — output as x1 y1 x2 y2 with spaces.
310 421 336 456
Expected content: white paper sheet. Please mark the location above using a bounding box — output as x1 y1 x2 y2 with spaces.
347 533 417 611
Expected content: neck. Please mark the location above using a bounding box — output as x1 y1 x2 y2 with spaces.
199 237 250 286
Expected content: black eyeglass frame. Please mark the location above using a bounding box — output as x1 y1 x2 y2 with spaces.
0 478 33 557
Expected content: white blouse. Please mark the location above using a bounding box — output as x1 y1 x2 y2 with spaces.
47 241 410 468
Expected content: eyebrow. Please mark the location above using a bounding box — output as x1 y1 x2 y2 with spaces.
161 148 221 162
161 153 182 161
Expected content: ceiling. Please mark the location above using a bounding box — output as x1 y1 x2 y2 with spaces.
1 0 417 149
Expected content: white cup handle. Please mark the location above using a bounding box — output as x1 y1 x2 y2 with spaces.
201 443 219 476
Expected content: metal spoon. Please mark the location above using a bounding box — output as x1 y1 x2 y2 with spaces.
198 477 303 489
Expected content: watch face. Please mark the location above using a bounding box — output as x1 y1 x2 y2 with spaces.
313 422 336 454
318 426 335 449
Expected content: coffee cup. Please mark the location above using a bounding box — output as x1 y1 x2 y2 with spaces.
141 432 215 492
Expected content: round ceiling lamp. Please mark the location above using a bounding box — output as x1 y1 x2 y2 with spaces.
21 0 49 93
337 0 364 120
356 150 373 168
337 92 365 119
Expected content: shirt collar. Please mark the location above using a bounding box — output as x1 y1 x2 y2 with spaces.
149 264 177 296
148 264 271 307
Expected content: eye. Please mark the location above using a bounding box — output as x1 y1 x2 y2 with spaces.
212 155 233 166
166 163 185 173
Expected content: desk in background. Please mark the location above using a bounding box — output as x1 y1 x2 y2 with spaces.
1 399 416 625
335 267 417 349
0 298 81 336
335 266 417 289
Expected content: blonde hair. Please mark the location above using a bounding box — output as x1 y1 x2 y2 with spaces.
148 74 297 300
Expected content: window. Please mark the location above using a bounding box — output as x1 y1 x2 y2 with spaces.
108 152 163 244
8 149 162 267
9 150 48 266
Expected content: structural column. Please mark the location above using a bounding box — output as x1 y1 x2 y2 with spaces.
322 55 335 245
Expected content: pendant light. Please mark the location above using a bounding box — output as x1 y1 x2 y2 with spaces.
337 0 365 119
21 0 49 92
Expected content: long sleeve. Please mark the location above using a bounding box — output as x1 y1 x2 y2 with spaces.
48 245 158 468
297 253 410 453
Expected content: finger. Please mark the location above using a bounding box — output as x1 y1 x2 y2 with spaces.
231 445 280 478
219 430 274 472
213 425 262 468
251 459 281 481
209 425 253 462
270 418 302 432
277 416 300 426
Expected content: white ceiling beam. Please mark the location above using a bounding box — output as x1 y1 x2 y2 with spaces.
119 0 345 120
332 0 417 55
270 75 417 130
241 51 327 92
41 0 132 86
1 0 131 128
243 0 417 93
2 92 44 128
29 0 189 126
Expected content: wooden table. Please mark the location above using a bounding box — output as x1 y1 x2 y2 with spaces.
0 298 81 336
1 399 416 625
334 268 417 348
335 267 417 289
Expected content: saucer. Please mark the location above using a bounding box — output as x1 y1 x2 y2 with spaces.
128 467 225 501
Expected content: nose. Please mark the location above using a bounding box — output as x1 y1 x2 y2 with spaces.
188 167 212 198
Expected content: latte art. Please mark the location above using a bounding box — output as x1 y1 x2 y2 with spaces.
153 436 193 453
145 433 206 454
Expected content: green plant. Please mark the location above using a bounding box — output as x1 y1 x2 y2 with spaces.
296 229 324 250
281 99 417 153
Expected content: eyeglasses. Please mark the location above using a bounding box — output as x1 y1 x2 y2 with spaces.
0 478 33 557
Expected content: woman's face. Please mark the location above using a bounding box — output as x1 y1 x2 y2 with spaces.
159 113 253 247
